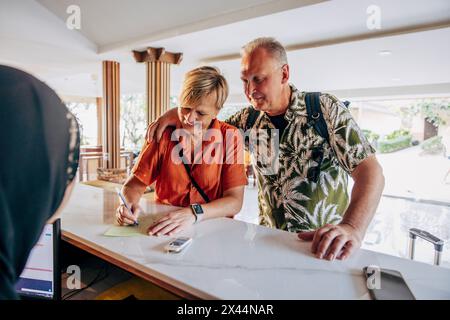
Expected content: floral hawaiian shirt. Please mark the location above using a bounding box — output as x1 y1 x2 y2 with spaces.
226 84 376 232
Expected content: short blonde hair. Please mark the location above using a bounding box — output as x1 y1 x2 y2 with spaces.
180 66 229 110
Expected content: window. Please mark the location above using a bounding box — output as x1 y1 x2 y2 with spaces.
217 104 246 121
66 100 98 146
120 94 179 153
120 94 146 153
349 97 450 266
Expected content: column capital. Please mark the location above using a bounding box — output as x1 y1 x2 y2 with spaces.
133 47 183 65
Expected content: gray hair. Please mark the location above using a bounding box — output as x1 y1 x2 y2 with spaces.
241 37 288 66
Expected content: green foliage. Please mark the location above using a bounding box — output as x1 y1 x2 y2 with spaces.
378 135 412 153
66 102 92 146
120 94 146 152
415 100 450 127
120 94 179 152
378 129 412 153
385 129 411 140
420 135 445 155
362 129 380 142
394 104 420 129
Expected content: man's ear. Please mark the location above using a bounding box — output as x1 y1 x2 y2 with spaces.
281 64 290 84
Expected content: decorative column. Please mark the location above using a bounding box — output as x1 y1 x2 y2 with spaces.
97 60 127 183
96 97 103 146
133 47 183 124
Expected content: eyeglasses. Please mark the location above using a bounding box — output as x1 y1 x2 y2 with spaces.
307 146 324 183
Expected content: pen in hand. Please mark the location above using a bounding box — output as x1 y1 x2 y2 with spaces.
116 188 139 226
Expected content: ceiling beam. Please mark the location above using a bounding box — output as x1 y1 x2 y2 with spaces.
202 20 450 63
225 83 450 104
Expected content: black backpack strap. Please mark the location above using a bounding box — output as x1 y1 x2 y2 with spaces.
305 92 330 144
244 107 261 152
180 151 210 203
245 107 261 131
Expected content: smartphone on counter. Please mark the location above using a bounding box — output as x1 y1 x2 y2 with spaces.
165 237 193 253
363 266 415 300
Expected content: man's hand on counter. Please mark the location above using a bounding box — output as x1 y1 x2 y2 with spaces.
147 208 196 236
297 223 363 261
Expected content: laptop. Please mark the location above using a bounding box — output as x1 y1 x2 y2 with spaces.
15 219 61 300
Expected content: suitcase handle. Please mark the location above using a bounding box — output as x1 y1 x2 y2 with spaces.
408 228 444 266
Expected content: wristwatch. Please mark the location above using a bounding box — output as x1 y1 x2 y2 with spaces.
190 203 204 223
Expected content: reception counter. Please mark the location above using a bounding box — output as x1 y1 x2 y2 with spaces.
60 184 450 299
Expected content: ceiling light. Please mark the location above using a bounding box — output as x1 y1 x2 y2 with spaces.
379 50 392 56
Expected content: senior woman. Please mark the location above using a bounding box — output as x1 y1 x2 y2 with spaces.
116 66 247 236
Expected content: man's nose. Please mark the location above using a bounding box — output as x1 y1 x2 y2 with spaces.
245 82 254 98
250 81 261 97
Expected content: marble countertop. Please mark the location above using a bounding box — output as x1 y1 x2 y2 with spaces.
60 184 450 299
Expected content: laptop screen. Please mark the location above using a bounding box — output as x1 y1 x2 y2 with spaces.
15 219 60 300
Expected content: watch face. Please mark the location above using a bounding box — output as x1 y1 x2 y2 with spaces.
192 204 203 214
